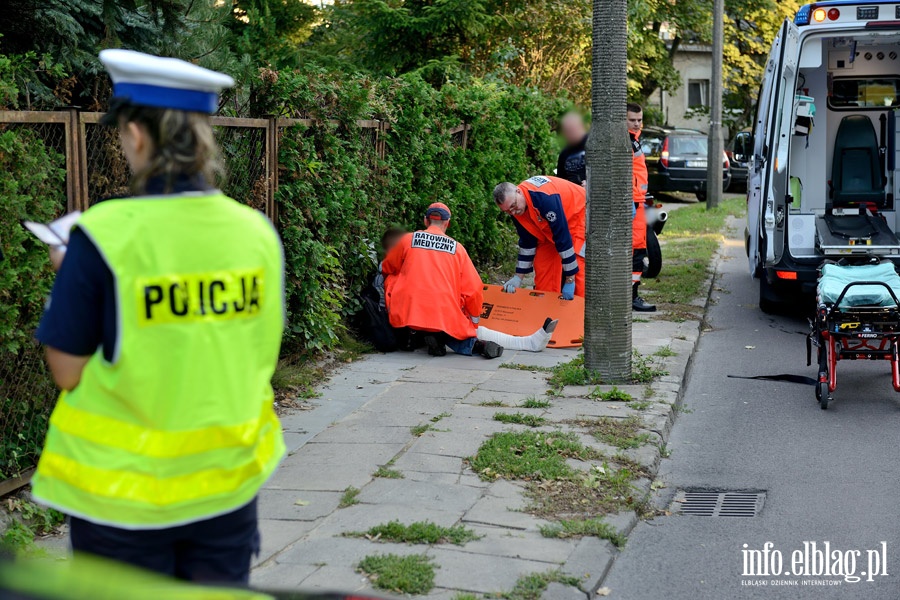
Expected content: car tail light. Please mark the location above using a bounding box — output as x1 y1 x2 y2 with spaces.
660 137 669 169
723 151 730 170
828 8 840 20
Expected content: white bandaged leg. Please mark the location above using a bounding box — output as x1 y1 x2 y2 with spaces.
476 319 557 353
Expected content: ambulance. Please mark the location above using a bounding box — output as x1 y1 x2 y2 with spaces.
748 1 900 311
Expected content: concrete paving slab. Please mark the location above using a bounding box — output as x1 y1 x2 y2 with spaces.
255 519 318 567
310 503 464 537
391 451 464 474
298 565 373 591
477 378 553 395
258 489 343 521
355 479 483 514
542 581 587 600
265 456 379 492
560 536 615 593
276 535 421 566
291 442 405 465
461 389 537 406
408 429 486 458
387 381 478 400
250 563 319 589
310 424 414 445
604 511 638 537
399 365 495 384
446 524 576 564
401 471 463 485
427 547 555 594
463 492 550 531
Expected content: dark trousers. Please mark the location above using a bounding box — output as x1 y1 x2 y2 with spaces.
69 498 260 585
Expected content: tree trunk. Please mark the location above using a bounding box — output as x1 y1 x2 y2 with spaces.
584 0 631 380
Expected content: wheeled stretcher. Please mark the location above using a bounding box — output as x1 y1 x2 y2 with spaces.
808 261 900 409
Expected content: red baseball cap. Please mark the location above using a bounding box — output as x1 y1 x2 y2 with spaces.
425 202 452 220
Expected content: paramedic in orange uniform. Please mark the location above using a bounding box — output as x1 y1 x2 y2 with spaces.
628 102 656 312
383 203 504 358
493 176 586 300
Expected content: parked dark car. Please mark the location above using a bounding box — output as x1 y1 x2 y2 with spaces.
726 129 752 191
640 126 730 202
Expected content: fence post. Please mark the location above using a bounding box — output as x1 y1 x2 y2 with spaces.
462 123 469 151
74 110 89 211
64 108 84 212
266 115 278 225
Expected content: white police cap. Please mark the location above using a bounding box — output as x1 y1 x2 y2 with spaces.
99 49 235 115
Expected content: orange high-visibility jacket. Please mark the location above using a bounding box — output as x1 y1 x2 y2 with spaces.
383 226 483 341
513 175 586 277
631 131 649 250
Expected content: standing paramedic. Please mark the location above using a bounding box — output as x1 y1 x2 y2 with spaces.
493 176 586 300
382 203 557 358
31 50 285 583
628 102 656 312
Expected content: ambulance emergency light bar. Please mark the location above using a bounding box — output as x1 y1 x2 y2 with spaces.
795 1 900 25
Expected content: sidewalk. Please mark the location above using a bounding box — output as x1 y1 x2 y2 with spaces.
252 314 702 598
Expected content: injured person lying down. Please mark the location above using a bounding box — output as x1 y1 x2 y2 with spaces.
378 207 558 359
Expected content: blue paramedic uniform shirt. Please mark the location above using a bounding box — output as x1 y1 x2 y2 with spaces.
35 175 210 362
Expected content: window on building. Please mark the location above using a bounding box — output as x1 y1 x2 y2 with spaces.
688 79 710 108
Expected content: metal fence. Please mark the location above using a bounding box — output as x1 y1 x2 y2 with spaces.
0 110 468 486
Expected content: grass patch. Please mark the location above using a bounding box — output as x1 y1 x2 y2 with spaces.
410 423 432 437
499 363 553 373
493 412 547 428
642 197 745 307
373 466 404 479
339 486 361 508
470 431 601 481
654 345 676 358
349 520 480 546
357 553 435 595
570 416 650 450
633 317 650 323
479 400 509 407
547 355 601 388
270 361 323 401
453 595 480 600
632 351 669 383
539 517 626 546
628 400 653 410
494 570 581 600
527 462 638 519
590 386 633 402
520 397 552 409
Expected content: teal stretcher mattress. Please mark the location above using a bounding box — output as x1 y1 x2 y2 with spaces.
818 263 900 307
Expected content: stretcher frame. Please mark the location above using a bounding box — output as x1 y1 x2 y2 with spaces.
808 280 900 409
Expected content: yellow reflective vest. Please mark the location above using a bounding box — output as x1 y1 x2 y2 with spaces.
31 192 286 529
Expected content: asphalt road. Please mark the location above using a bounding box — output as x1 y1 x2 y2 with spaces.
603 217 900 599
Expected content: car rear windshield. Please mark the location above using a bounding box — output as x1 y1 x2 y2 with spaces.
669 136 707 156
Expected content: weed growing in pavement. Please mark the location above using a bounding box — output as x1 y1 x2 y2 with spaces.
373 466 404 479
493 412 547 428
499 363 553 373
570 416 650 450
348 520 480 546
631 351 669 384
539 517 626 547
494 570 581 600
547 355 601 389
520 397 552 409
590 386 633 402
357 553 435 595
453 594 480 600
339 486 361 508
479 400 509 407
469 431 602 481
628 400 653 410
659 444 672 458
1 496 64 553
410 423 432 437
633 317 650 323
654 345 676 358
431 412 451 423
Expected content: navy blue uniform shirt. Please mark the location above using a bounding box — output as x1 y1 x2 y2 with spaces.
35 175 210 362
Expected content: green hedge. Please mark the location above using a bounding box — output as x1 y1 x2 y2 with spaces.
0 128 66 477
267 68 570 351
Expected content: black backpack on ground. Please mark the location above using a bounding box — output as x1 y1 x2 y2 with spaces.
357 283 398 352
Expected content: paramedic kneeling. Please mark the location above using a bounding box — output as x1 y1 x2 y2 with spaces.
32 50 285 583
494 176 586 299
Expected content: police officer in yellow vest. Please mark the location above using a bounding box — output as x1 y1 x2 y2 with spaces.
32 50 285 584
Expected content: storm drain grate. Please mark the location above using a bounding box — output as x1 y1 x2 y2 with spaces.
673 490 766 517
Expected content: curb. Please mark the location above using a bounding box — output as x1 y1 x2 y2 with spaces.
581 243 724 598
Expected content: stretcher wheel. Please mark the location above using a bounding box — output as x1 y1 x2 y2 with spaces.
818 382 830 410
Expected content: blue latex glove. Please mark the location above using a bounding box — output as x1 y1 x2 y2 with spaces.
562 281 576 300
503 275 522 293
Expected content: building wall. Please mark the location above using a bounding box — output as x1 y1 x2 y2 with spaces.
647 45 713 132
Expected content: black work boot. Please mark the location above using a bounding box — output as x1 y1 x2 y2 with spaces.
473 340 504 359
632 282 657 312
424 334 447 356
